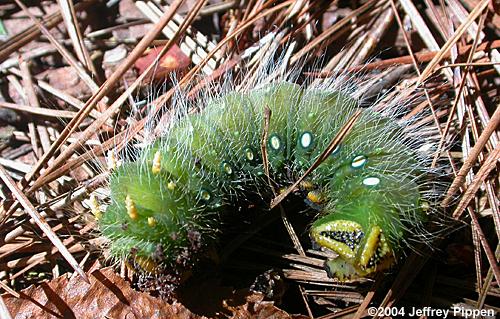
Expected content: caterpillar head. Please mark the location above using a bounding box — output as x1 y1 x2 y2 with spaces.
309 156 425 280
310 213 395 280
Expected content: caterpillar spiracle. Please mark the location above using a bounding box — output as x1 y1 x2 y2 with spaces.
94 62 442 290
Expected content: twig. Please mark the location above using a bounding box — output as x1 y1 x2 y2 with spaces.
452 146 500 219
270 110 362 208
13 0 100 93
442 105 500 207
417 0 490 84
0 164 88 283
261 106 273 192
0 295 13 319
0 1 96 62
25 0 186 187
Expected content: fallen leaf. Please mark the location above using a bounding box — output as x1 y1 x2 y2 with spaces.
3 266 307 319
134 44 191 81
3 267 206 319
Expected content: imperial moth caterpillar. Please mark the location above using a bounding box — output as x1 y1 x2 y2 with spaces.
96 67 441 289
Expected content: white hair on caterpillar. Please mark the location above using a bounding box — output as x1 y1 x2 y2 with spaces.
91 44 451 289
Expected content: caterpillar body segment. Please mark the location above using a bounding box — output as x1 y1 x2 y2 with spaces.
100 81 432 283
293 90 357 173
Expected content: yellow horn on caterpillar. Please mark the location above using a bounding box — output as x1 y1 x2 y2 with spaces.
126 195 138 220
152 151 162 174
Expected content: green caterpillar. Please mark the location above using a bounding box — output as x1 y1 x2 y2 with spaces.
96 80 435 284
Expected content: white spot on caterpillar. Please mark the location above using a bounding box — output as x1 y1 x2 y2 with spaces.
300 132 313 149
269 134 281 151
245 147 255 161
362 177 380 186
331 145 340 156
200 189 211 202
221 162 233 175
351 155 367 168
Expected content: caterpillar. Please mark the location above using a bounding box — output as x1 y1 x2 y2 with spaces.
94 64 441 289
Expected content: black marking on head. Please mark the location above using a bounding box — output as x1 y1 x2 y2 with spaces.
366 232 383 269
319 230 364 250
361 231 392 271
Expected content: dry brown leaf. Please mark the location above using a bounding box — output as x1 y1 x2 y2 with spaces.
230 294 310 319
134 44 191 81
3 267 206 319
2 267 307 319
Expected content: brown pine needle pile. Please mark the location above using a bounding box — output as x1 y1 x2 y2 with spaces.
0 0 498 318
